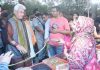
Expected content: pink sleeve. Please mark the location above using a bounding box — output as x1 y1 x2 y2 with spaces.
64 18 70 31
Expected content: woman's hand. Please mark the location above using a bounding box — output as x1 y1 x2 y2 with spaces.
0 51 14 64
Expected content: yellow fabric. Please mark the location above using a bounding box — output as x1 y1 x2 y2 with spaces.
13 16 27 49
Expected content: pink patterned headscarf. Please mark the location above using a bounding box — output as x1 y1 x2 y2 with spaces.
75 16 94 34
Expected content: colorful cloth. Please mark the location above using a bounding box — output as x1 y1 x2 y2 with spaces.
13 16 28 50
24 20 36 57
24 20 36 45
68 16 99 70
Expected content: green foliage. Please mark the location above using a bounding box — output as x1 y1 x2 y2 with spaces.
24 0 48 16
0 0 49 16
2 3 14 13
0 0 97 18
59 0 88 15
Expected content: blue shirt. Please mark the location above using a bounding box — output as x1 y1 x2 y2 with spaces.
44 19 50 39
32 17 44 40
0 62 9 70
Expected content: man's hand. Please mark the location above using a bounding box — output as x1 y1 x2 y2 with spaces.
44 38 49 45
50 29 59 34
50 29 70 35
58 39 65 44
16 45 27 54
0 51 14 64
40 30 44 34
35 26 44 34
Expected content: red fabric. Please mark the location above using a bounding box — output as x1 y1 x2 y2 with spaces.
64 35 71 49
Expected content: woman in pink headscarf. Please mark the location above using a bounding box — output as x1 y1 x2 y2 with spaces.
64 13 100 70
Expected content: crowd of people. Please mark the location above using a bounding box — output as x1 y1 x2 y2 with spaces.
0 3 100 70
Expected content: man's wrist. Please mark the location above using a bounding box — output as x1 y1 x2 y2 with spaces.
70 31 73 35
57 30 61 33
10 41 18 47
